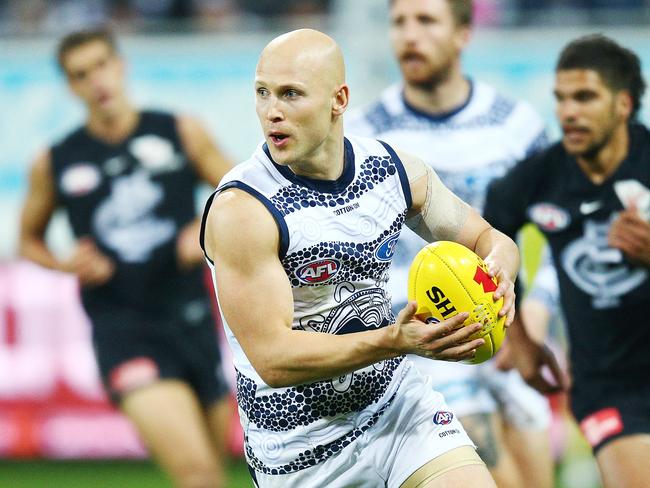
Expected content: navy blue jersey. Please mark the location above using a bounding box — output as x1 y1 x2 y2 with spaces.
485 123 650 384
50 110 205 313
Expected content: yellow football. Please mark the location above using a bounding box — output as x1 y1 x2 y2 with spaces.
407 241 506 364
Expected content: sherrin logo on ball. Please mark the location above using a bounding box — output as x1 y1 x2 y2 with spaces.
407 241 506 364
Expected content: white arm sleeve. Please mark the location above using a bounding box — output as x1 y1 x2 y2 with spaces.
402 156 470 242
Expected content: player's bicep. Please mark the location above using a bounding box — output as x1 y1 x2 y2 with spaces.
20 151 57 241
398 150 471 242
205 190 294 372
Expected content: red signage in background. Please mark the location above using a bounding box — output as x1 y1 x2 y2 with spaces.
0 261 242 459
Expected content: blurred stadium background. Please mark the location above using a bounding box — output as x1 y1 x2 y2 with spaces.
1 1 649 487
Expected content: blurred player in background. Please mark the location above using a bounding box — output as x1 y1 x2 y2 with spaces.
486 34 650 488
19 29 233 488
201 28 520 487
346 1 555 486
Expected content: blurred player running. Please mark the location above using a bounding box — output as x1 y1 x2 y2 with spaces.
19 29 232 488
486 34 650 488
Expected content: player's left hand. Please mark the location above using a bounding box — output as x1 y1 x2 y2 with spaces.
608 206 650 266
176 219 204 270
484 260 516 327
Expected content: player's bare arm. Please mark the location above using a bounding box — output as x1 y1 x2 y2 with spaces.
176 115 233 269
398 149 519 325
204 189 484 388
19 150 115 286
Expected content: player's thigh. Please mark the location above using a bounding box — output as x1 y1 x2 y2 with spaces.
503 423 553 488
596 434 650 488
121 379 219 468
400 446 496 488
205 396 233 456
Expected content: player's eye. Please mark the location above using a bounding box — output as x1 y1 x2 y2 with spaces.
285 89 300 98
256 87 269 97
574 91 597 102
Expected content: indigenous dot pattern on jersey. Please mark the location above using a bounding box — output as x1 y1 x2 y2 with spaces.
363 93 516 134
283 216 404 287
270 154 398 216
236 357 403 433
243 367 406 475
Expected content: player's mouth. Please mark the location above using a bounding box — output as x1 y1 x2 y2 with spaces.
562 126 590 143
268 131 290 148
400 52 427 66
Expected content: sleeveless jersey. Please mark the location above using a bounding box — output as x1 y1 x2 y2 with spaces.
50 110 204 313
485 123 650 385
201 135 412 474
346 80 548 308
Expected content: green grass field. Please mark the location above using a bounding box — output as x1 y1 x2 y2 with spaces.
0 459 252 488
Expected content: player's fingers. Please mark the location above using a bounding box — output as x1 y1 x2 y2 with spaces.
427 312 469 337
433 338 484 361
542 347 569 391
505 303 515 327
429 322 482 350
395 301 418 325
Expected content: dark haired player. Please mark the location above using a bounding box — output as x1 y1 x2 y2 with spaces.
485 34 650 488
19 29 233 488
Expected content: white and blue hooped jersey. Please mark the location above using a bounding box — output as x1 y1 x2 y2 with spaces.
202 135 412 475
346 80 548 308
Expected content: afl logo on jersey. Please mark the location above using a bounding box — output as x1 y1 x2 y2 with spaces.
375 233 400 262
433 411 454 425
60 163 101 197
528 203 570 232
296 259 341 284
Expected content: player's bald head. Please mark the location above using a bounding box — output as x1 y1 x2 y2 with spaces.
257 29 345 90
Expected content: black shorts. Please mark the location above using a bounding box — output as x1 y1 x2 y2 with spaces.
87 297 230 406
571 378 650 454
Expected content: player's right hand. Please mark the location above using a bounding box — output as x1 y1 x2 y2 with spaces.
391 302 485 362
61 237 115 287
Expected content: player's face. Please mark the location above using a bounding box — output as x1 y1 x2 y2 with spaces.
390 0 468 86
255 63 335 166
554 69 629 158
62 40 126 116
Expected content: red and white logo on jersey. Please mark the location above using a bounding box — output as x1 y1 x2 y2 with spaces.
109 357 159 395
579 407 624 448
528 203 570 232
295 259 340 284
60 163 101 196
433 411 454 425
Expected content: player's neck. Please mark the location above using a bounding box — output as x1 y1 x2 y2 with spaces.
576 123 629 185
403 72 470 116
289 127 345 181
86 100 139 145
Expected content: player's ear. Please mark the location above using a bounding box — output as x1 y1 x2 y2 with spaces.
454 25 471 51
616 90 633 121
332 84 349 117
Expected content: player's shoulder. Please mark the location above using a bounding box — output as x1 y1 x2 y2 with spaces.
474 81 542 123
513 140 566 179
216 143 271 189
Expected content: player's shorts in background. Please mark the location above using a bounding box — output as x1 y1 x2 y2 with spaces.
408 355 550 430
479 363 551 430
87 297 230 406
572 379 650 454
250 365 476 488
